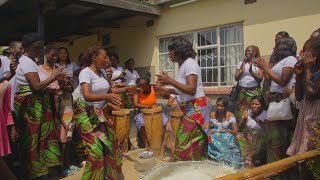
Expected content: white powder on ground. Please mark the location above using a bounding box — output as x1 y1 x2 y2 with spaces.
160 166 234 180
161 169 211 180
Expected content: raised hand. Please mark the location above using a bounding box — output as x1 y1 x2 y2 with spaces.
294 60 304 75
9 59 18 74
253 57 269 71
119 74 126 82
51 65 65 80
156 71 171 85
241 107 249 120
155 84 170 98
126 86 142 94
282 87 294 98
302 52 316 70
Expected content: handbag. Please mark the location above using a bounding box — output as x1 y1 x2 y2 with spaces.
266 98 293 121
229 81 241 101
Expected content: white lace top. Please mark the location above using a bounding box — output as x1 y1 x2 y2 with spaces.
209 116 236 131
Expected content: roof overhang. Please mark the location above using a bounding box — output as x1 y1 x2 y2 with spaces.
79 0 161 15
0 0 161 44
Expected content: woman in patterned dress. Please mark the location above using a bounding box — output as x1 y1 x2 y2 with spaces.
157 36 212 161
73 46 122 180
207 97 244 169
237 96 267 168
14 33 65 179
287 36 320 179
73 46 140 180
234 45 263 127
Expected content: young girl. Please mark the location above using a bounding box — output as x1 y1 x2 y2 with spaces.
208 97 244 169
237 96 267 168
133 73 168 148
56 76 79 176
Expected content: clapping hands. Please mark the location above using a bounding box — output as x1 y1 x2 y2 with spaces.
156 71 172 85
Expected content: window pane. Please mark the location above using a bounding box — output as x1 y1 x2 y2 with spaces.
159 54 175 71
220 25 243 45
159 39 164 53
197 30 216 46
201 68 218 86
220 67 236 86
180 33 194 44
197 48 218 68
201 69 207 82
220 45 243 66
159 37 173 53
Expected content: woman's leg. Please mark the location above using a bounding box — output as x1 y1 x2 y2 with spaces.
82 137 105 180
140 126 148 148
173 117 208 161
61 143 71 172
266 122 292 180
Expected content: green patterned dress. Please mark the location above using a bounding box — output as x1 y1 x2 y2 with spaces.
235 87 262 125
73 98 122 180
14 86 61 178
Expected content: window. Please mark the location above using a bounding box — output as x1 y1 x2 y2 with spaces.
158 33 194 79
158 24 243 87
159 37 175 78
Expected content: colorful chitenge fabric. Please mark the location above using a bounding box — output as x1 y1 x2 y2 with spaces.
207 117 244 169
73 98 122 180
14 86 61 178
173 96 212 161
237 129 266 167
235 87 262 127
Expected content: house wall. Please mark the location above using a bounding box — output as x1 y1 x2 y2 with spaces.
51 34 102 63
51 0 320 101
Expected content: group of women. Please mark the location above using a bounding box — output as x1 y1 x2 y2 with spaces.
232 29 320 179
0 32 142 180
0 27 320 180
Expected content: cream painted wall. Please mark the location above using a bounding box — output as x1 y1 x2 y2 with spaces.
51 0 320 75
105 17 158 68
51 34 102 63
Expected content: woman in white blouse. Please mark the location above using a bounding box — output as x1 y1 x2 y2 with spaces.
124 58 140 86
110 53 125 84
157 36 212 161
234 45 263 124
255 37 297 179
123 58 140 109
14 33 65 179
73 46 140 180
55 47 80 89
237 96 267 168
